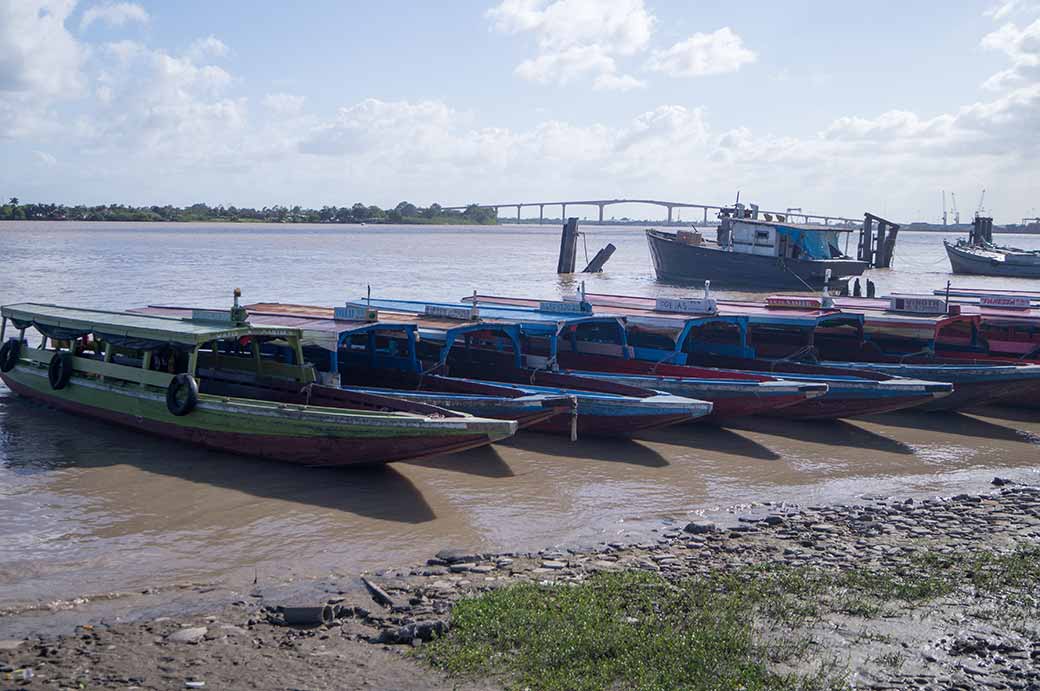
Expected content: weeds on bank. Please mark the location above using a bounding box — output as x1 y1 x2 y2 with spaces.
419 548 1040 691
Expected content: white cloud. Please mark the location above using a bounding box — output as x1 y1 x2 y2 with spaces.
83 41 245 162
186 35 230 62
985 0 1040 19
980 19 1040 89
514 44 644 90
80 2 149 31
263 92 306 115
0 0 84 97
488 0 653 89
646 27 756 77
488 0 654 54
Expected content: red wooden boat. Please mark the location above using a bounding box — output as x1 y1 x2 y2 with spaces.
461 293 954 418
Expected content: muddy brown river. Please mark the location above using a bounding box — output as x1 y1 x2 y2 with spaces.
1 221 1038 628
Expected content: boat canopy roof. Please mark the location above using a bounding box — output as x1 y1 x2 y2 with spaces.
467 293 864 329
3 302 301 348
138 304 418 351
732 217 855 233
355 297 625 336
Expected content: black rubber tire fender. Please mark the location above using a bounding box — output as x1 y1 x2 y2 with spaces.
166 373 199 416
48 352 74 390
0 339 20 373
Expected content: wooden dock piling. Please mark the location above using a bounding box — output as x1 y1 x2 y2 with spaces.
582 243 616 273
860 213 901 268
557 217 579 273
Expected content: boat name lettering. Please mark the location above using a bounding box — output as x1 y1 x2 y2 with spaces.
191 309 232 323
889 295 947 314
765 296 824 309
979 295 1031 309
336 305 379 322
425 305 477 320
539 300 591 314
654 297 718 314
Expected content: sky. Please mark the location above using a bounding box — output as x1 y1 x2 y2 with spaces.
0 0 1038 223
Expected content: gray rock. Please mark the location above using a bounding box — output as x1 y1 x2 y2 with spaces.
0 640 24 651
542 560 567 569
683 520 717 534
167 627 208 644
378 619 450 644
435 548 480 564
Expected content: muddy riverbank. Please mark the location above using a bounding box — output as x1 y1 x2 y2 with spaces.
4 481 1040 690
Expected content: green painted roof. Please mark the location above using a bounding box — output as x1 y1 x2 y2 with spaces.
2 303 301 346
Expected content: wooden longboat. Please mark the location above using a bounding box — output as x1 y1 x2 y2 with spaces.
239 301 714 436
455 294 956 418
562 292 1040 412
338 298 831 421
0 301 517 466
136 305 575 433
837 295 1040 361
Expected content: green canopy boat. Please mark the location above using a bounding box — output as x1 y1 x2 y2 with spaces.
0 294 516 466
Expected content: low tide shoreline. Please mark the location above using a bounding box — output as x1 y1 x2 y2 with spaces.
3 480 1040 690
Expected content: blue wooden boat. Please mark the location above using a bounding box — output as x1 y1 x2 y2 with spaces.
456 294 958 418
252 299 715 434
569 292 1040 412
350 297 841 420
148 303 714 437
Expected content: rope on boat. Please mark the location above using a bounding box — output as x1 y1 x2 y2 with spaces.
778 258 817 292
529 356 558 385
770 345 818 370
416 361 445 390
897 347 933 364
649 349 683 374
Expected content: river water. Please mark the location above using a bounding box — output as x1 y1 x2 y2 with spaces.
1 221 1039 627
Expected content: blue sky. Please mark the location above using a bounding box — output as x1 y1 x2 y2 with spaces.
1 0 1038 222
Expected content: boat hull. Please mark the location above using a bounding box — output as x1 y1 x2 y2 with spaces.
346 366 711 437
550 354 824 420
1 367 511 467
945 241 1040 278
340 387 573 431
646 229 868 290
825 361 1040 412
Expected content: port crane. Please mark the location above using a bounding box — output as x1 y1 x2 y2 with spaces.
950 193 960 225
975 189 986 218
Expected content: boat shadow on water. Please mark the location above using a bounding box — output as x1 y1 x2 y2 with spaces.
640 425 782 462
724 417 915 456
400 444 515 479
0 393 437 523
965 405 1040 425
498 433 670 468
865 411 1040 444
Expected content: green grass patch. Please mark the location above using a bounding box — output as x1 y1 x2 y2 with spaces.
422 570 844 691
419 548 1040 690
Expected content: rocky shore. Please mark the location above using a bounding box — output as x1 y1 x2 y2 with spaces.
3 479 1040 690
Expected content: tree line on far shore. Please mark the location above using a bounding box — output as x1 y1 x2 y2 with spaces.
0 198 500 225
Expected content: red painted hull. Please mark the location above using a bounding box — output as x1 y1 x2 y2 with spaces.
708 394 816 419
4 377 497 467
776 394 939 420
553 353 817 420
